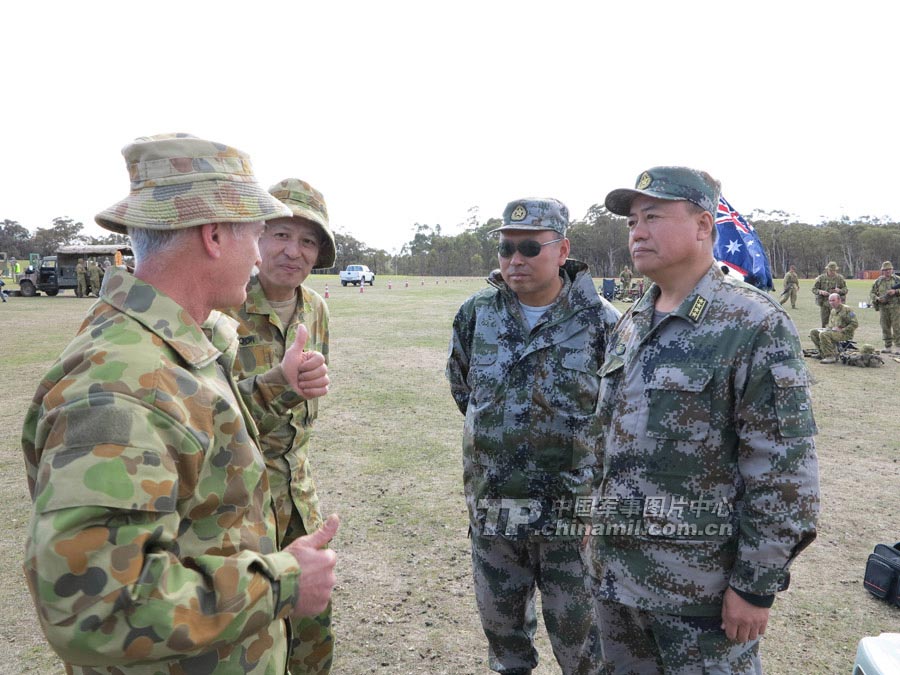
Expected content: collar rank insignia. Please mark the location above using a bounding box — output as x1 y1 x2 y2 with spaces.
687 296 708 323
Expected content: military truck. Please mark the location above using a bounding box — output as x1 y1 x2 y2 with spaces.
17 244 133 297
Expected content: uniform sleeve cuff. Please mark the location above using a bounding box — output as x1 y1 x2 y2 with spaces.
256 365 305 412
729 559 790 596
261 551 302 621
729 586 775 608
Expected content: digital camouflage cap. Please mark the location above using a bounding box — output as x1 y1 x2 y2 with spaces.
95 133 291 234
268 178 336 269
490 198 570 235
605 166 720 217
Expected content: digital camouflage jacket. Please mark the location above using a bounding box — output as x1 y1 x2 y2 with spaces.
22 268 305 674
224 276 330 542
446 260 621 538
590 264 820 616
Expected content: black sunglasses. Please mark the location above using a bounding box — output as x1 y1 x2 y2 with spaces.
498 237 563 258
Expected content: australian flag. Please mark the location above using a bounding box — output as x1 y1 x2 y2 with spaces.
714 197 774 291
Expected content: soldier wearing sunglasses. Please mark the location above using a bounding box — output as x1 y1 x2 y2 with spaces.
446 198 620 675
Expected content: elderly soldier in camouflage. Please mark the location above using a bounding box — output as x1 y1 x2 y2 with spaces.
811 261 848 327
22 133 340 675
869 261 900 354
223 178 336 675
587 167 819 674
809 293 858 364
75 258 87 298
446 198 620 675
779 264 799 308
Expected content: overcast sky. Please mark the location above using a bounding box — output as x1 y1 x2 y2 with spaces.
3 1 897 253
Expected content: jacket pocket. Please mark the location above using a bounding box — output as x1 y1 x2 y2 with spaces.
646 365 714 441
770 360 816 437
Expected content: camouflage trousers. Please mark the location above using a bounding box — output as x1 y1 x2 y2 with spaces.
590 597 761 675
470 531 602 675
778 287 797 308
76 277 87 298
818 301 832 328
878 304 900 349
285 510 333 675
808 328 844 358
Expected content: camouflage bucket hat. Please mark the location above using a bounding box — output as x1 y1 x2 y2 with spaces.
826 261 838 270
489 198 570 236
881 261 894 270
268 178 336 269
95 133 291 234
605 166 720 217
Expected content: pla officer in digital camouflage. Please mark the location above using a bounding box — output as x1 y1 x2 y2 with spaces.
446 198 620 674
812 260 848 327
588 167 819 674
779 264 799 308
223 178 336 675
75 258 87 298
22 133 340 675
869 260 900 354
809 292 858 364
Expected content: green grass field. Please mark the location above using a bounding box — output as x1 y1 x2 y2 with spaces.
0 275 897 674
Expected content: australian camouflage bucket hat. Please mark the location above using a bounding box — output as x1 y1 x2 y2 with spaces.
95 133 291 234
605 166 720 217
268 178 336 269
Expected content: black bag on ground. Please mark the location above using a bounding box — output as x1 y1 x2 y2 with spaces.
863 542 900 606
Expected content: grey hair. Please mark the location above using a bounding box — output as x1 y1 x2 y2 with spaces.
128 223 251 263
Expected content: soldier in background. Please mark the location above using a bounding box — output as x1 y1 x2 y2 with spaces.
224 178 336 675
22 133 338 674
809 292 858 364
779 264 799 308
446 198 619 674
588 166 819 674
869 260 900 354
75 258 87 298
811 261 848 327
87 258 102 297
619 265 633 292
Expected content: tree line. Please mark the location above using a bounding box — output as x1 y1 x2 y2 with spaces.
5 210 900 279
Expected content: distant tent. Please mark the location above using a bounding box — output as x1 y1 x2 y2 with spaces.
714 197 774 291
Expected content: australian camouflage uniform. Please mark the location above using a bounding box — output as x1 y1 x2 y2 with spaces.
224 275 333 675
75 260 87 298
869 269 900 351
779 269 799 308
447 259 620 674
22 268 309 674
88 261 103 297
588 264 819 673
811 266 847 327
809 303 858 359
